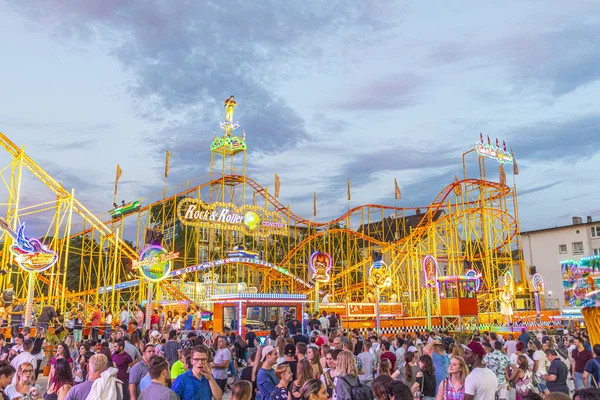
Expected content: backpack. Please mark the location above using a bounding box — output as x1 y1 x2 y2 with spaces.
340 376 374 400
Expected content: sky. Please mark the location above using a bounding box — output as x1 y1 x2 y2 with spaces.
1 1 600 232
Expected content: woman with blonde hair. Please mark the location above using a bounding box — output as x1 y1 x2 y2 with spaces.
291 358 315 399
4 362 41 399
436 356 468 400
275 336 287 365
334 350 359 400
230 380 252 400
307 346 323 380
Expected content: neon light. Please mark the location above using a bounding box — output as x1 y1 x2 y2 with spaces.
465 269 482 291
136 245 178 282
309 251 332 283
474 138 514 164
0 219 58 273
532 273 544 293
422 255 438 288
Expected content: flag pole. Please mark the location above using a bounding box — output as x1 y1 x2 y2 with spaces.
164 150 171 200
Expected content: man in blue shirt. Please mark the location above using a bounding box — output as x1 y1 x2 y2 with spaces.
257 345 279 400
518 328 531 348
583 344 600 388
172 345 222 400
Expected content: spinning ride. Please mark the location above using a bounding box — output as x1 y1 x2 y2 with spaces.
0 98 534 330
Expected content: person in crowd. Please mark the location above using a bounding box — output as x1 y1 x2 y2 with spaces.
10 339 36 377
542 348 570 395
45 358 74 400
112 339 134 400
130 343 155 400
358 340 375 386
291 358 314 400
171 347 190 381
230 380 252 400
90 305 102 342
424 339 450 396
573 388 600 400
412 354 436 400
379 341 397 371
483 341 510 400
464 341 497 400
387 380 414 400
104 309 114 341
0 361 16 400
307 345 323 380
372 374 393 400
436 355 467 400
334 350 361 400
139 356 178 400
31 328 45 380
172 345 223 400
4 362 40 399
279 343 298 380
163 330 181 367
8 299 23 340
378 358 392 376
212 336 232 393
582 344 600 388
509 354 534 400
531 340 548 395
273 364 293 400
257 345 279 400
392 351 420 388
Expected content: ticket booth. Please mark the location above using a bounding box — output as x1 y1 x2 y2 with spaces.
438 275 479 316
211 293 307 337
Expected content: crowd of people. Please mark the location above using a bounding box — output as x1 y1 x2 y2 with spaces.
0 302 598 400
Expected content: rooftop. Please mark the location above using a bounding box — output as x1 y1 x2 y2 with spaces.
520 216 597 235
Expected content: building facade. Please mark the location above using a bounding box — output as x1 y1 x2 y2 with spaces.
520 216 600 310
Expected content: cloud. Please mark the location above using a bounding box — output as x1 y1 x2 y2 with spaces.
519 181 564 197
334 73 424 111
46 139 96 150
508 113 600 163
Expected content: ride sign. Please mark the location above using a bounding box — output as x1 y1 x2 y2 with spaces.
134 245 179 282
177 198 287 237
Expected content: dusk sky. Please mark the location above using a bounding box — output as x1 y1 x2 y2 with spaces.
1 1 600 231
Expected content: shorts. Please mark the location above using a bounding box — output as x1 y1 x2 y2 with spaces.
497 383 508 399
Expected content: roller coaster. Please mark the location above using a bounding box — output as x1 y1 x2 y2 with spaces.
0 100 529 327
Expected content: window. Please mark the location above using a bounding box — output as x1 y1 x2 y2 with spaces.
559 244 567 254
594 248 600 255
572 242 584 254
592 226 600 238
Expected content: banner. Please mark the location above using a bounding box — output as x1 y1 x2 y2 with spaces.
274 173 280 198
347 179 351 201
165 150 171 178
114 164 122 196
394 178 401 200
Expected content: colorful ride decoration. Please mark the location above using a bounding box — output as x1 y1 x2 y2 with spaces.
133 245 179 282
561 255 600 308
423 255 438 288
368 260 392 289
227 246 259 259
0 219 58 273
110 200 141 219
177 199 287 238
475 134 514 164
465 269 482 292
532 273 545 293
309 251 332 283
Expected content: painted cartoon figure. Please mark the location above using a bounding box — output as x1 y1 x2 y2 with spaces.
309 251 332 283
224 95 237 123
368 260 392 289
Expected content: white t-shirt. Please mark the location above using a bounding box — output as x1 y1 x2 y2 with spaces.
319 316 329 330
213 348 232 380
464 367 498 400
533 350 548 374
504 340 518 357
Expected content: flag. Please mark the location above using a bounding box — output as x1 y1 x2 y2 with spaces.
274 173 280 198
394 178 401 200
165 150 171 178
347 179 351 201
313 192 317 217
511 149 519 175
114 164 122 196
499 164 506 186
253 190 256 205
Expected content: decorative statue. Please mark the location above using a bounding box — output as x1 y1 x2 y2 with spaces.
390 293 398 303
365 293 375 303
224 95 237 123
500 286 514 325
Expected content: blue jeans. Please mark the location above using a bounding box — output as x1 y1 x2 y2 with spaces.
574 371 590 390
104 325 112 341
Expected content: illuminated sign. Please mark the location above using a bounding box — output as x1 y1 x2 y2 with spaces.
465 269 482 292
134 245 179 282
0 219 58 273
532 273 544 293
309 251 332 283
423 255 438 288
561 256 600 308
474 135 514 164
177 198 287 237
368 260 392 289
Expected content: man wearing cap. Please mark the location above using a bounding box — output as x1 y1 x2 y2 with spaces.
257 345 279 400
464 341 497 400
279 343 298 380
129 343 155 400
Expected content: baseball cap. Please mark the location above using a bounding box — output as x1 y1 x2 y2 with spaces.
462 341 486 359
261 345 277 362
284 343 296 357
150 330 161 338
